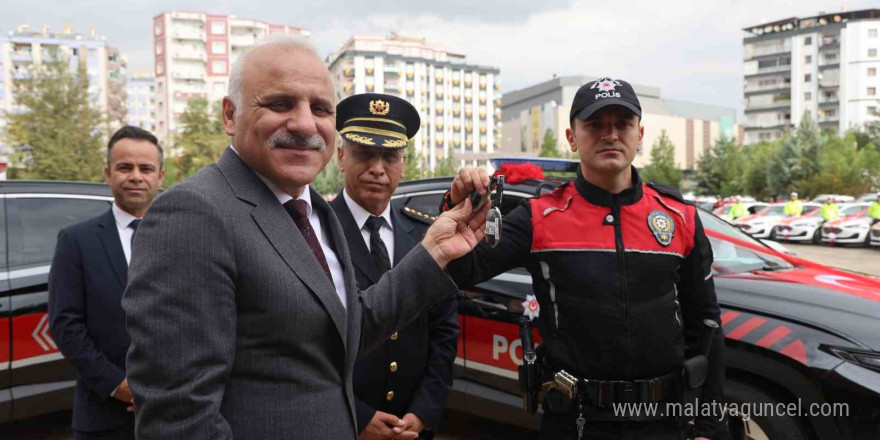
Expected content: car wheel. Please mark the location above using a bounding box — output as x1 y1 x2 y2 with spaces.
811 229 821 245
725 379 809 440
769 230 779 241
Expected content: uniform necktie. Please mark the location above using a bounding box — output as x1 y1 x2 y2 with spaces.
128 219 141 247
283 199 333 283
364 216 391 275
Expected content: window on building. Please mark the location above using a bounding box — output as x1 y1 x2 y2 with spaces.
825 52 838 62
212 41 226 54
212 61 227 74
869 87 877 96
155 22 163 35
870 68 877 77
157 62 164 75
870 29 878 38
870 48 878 57
804 92 812 101
211 22 226 35
826 108 837 117
804 74 811 82
804 36 812 45
156 42 163 55
805 55 812 64
869 106 877 115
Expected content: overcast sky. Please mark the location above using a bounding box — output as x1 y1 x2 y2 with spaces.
2 0 877 114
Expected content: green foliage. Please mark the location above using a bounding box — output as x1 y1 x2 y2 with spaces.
4 56 105 181
164 98 228 187
311 153 345 197
694 111 880 198
431 149 458 177
640 130 682 188
538 129 561 158
695 134 746 196
402 139 425 181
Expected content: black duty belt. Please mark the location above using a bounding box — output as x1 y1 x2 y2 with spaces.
543 370 680 407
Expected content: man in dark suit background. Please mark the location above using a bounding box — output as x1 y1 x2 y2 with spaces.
330 94 459 440
48 126 165 440
121 37 487 439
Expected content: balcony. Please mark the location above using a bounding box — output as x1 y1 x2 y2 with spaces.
172 29 206 41
818 79 840 88
743 84 790 96
172 70 205 80
173 51 207 61
745 44 790 60
744 123 790 131
384 83 400 92
230 35 256 47
744 101 791 113
11 52 32 62
819 38 840 50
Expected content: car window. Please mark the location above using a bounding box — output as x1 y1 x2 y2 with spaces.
841 205 865 216
7 197 111 269
697 210 793 274
761 205 786 216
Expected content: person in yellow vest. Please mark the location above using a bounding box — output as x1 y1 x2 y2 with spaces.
869 193 880 224
784 192 803 217
729 197 748 220
820 197 840 222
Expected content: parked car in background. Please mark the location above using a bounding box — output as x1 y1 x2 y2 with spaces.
870 222 880 248
821 204 873 246
856 192 878 203
811 194 855 204
714 201 768 222
772 208 826 243
0 180 113 423
734 202 820 239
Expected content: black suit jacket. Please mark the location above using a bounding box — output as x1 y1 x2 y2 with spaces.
48 209 134 432
331 193 459 434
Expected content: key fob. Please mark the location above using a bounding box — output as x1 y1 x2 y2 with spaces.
485 207 502 247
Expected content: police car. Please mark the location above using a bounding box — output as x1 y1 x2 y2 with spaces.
0 180 113 423
772 208 826 244
734 202 820 239
819 204 873 246
392 158 880 440
870 222 880 248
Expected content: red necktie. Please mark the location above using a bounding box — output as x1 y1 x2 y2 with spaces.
283 199 333 283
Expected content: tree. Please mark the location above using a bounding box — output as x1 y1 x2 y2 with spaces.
4 56 105 181
797 132 877 197
695 134 745 196
166 97 228 186
402 139 424 181
431 149 458 177
312 154 344 197
742 141 779 200
768 113 821 196
538 129 561 158
640 130 682 188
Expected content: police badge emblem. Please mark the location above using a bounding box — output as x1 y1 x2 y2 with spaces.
647 210 675 247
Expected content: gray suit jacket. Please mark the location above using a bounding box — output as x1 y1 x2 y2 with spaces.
122 148 458 439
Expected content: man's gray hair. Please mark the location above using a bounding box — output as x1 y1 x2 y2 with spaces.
227 35 329 116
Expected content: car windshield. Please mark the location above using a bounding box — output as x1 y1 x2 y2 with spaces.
841 205 867 217
698 210 794 274
758 205 786 216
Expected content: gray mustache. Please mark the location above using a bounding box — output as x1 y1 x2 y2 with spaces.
268 131 326 152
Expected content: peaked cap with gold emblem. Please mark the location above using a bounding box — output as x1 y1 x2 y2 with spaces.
336 93 420 149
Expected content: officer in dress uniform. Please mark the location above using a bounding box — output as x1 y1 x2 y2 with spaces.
329 93 460 440
439 78 728 440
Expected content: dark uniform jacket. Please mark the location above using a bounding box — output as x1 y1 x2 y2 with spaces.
331 194 460 436
445 168 726 439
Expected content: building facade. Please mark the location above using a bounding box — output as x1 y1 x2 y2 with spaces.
743 9 880 144
500 76 740 171
126 71 157 133
326 33 501 171
0 24 124 179
152 11 309 144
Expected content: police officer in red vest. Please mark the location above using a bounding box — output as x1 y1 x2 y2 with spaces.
441 78 727 440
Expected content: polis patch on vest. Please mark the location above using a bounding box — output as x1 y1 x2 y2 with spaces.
647 210 675 247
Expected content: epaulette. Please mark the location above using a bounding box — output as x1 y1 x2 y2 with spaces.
402 206 437 225
646 182 692 205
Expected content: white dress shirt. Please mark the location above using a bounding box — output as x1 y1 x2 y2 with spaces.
343 189 395 266
112 203 140 265
230 146 348 309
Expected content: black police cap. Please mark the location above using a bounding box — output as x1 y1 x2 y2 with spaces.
336 93 420 149
569 77 642 122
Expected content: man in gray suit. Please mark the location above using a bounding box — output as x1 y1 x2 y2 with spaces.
122 37 487 440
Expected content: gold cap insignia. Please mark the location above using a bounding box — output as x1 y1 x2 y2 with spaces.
369 99 390 116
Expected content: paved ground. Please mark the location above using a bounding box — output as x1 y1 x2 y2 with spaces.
785 242 880 276
3 244 875 439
